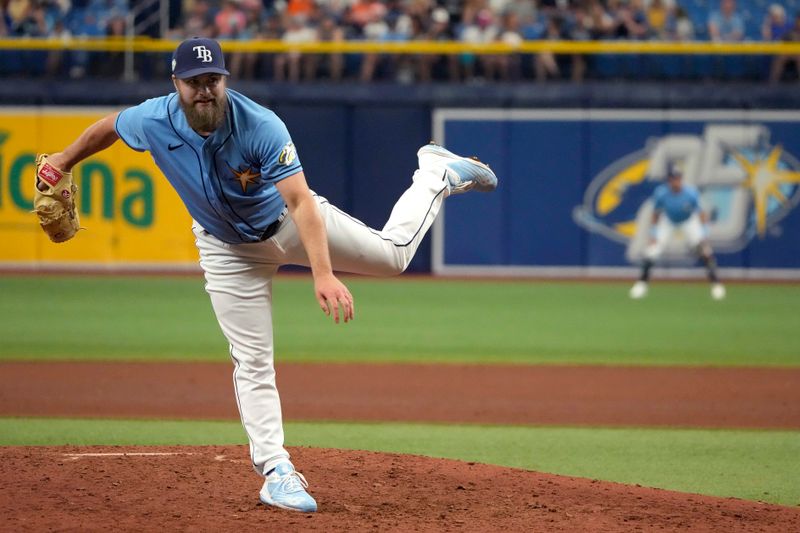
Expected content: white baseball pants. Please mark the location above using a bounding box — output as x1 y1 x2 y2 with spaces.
644 213 706 260
192 169 448 475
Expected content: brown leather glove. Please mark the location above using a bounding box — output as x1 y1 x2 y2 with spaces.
33 154 80 243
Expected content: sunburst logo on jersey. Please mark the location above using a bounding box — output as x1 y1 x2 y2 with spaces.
228 163 261 193
730 145 800 237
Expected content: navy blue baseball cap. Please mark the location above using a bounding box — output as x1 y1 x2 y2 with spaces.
172 38 230 79
666 162 683 179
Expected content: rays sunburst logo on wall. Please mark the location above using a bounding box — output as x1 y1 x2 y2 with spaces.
573 124 800 262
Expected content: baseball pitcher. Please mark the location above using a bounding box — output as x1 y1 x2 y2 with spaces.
33 38 497 513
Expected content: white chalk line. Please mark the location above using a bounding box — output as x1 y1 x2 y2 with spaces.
59 452 249 463
62 452 197 461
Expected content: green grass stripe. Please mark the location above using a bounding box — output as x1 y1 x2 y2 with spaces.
0 418 246 446
2 418 798 506
1 276 799 366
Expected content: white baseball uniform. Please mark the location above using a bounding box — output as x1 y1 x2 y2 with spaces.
115 87 450 475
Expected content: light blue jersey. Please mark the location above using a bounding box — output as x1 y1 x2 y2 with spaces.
115 89 301 244
652 184 701 224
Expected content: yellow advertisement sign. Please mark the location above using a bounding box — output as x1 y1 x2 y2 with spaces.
0 107 197 267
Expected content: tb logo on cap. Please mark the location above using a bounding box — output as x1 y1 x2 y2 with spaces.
173 38 230 78
193 46 213 63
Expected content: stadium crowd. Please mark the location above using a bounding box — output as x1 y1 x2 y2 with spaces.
1 0 799 81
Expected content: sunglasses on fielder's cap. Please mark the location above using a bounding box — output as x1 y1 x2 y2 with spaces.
172 38 230 79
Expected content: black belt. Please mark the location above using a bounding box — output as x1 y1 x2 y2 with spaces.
259 206 288 241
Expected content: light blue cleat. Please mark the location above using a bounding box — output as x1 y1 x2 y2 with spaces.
417 142 498 194
259 462 318 513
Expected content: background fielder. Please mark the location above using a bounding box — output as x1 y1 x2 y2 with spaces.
34 38 497 513
630 166 726 300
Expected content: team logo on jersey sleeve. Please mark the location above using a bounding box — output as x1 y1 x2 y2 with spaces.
573 124 800 261
227 163 261 193
278 142 297 166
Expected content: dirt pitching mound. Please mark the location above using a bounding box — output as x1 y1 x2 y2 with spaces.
2 446 798 532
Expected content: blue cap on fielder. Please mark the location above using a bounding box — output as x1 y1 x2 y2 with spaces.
172 38 230 79
666 161 683 179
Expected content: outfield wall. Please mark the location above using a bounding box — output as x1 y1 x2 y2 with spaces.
0 104 432 272
2 82 799 277
0 108 198 268
434 109 800 279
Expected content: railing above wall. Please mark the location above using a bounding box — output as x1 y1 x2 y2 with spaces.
2 38 800 55
4 37 799 85
211 39 800 55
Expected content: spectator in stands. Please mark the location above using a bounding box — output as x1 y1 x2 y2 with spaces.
460 6 501 81
215 0 246 38
231 0 262 79
708 0 744 41
312 14 346 81
315 0 349 22
506 0 537 24
457 1 487 80
106 13 125 38
404 0 434 20
260 11 283 41
569 0 619 80
392 10 419 83
274 14 317 82
667 5 695 40
0 0 48 76
613 0 649 40
35 0 68 76
68 5 106 78
172 0 216 39
6 0 31 35
357 4 390 81
10 0 47 36
567 3 590 81
495 9 523 81
762 3 791 41
417 6 458 82
646 0 669 39
535 14 563 81
4 0 800 82
584 0 615 39
215 0 257 79
99 13 126 77
90 0 127 30
359 3 418 83
257 11 282 78
40 0 65 30
538 0 560 17
0 4 8 36
347 0 387 35
767 11 800 82
286 0 315 19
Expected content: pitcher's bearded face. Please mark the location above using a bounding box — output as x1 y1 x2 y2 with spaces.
174 74 228 133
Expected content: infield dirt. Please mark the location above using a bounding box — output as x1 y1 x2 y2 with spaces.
2 362 800 428
2 361 799 531
2 446 800 532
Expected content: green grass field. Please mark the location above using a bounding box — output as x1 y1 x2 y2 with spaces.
1 275 799 365
2 275 799 506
